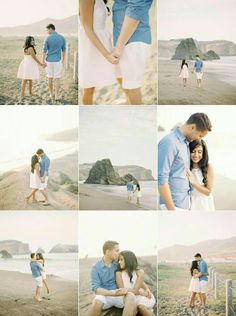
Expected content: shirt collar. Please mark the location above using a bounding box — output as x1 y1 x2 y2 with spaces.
174 128 189 144
100 258 117 269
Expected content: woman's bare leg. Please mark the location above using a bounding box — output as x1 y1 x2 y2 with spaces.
117 77 130 105
29 80 33 96
26 189 38 202
43 279 50 294
83 87 95 105
21 80 27 97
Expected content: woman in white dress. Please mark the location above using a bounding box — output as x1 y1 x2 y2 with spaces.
17 36 45 98
133 183 142 205
179 59 190 87
187 139 215 211
79 0 118 105
116 250 155 316
36 253 50 294
26 155 41 203
188 260 201 308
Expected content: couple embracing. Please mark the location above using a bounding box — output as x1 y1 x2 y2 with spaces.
89 240 155 316
158 113 215 211
79 0 153 105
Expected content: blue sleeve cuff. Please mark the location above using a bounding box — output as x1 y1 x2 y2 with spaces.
158 176 169 186
126 6 147 21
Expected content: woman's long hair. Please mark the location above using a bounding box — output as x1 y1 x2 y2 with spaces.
118 250 139 283
103 0 110 13
136 183 140 191
189 139 209 186
31 155 39 173
24 36 36 54
37 253 45 266
181 59 188 69
190 260 199 276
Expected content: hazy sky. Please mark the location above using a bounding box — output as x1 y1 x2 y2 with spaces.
158 212 236 249
0 212 78 252
159 0 236 42
79 212 157 258
0 0 77 27
79 107 157 176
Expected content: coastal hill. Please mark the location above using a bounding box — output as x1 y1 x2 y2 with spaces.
80 162 154 182
0 15 77 37
0 240 30 255
159 236 236 262
49 244 78 253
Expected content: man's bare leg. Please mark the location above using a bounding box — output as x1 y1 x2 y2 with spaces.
83 87 95 105
122 292 136 316
48 78 54 98
88 300 103 316
126 88 142 105
117 77 130 105
54 78 60 100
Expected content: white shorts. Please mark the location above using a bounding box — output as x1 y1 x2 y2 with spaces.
200 280 208 293
33 276 43 288
39 176 49 190
127 190 133 198
46 61 62 78
93 295 124 310
116 42 150 89
195 71 203 79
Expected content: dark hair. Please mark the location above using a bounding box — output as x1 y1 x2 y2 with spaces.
36 148 44 155
103 0 110 13
46 24 55 31
24 36 36 54
194 253 202 258
31 154 39 173
187 113 212 132
37 253 45 266
118 251 138 283
136 183 140 191
190 139 209 186
190 260 199 276
196 55 200 57
30 253 35 259
103 240 119 255
181 59 188 69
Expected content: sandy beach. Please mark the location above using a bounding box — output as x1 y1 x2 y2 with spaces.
0 153 78 210
158 59 236 105
79 184 145 211
0 270 78 316
79 256 157 315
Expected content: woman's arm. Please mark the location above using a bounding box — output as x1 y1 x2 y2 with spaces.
187 164 214 196
80 0 118 64
116 271 125 289
28 47 43 66
35 163 41 179
129 269 145 295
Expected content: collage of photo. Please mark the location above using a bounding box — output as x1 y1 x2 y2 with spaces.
0 0 236 315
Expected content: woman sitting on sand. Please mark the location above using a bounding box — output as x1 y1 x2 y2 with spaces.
79 0 118 105
179 59 190 87
26 154 41 203
36 253 50 294
187 139 215 211
17 36 45 99
116 250 155 316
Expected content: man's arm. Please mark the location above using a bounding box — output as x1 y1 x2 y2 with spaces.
158 183 176 210
43 38 48 65
61 37 66 64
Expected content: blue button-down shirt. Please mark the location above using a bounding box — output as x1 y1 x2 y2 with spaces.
43 32 66 62
30 261 42 278
40 154 50 177
194 60 203 72
91 259 118 293
158 128 191 209
112 0 153 46
199 260 208 281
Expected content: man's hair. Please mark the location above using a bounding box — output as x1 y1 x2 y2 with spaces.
46 24 55 31
196 55 200 57
30 253 35 259
36 148 44 155
194 253 202 258
103 240 119 255
187 113 212 132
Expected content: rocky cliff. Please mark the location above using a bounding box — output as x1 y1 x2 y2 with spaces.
49 244 78 253
203 50 220 60
0 250 12 259
0 240 30 255
171 38 203 60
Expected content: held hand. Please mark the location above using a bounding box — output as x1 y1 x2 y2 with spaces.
106 53 120 64
112 47 123 59
186 169 196 185
115 288 128 296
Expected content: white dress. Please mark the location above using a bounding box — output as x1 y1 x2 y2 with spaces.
79 0 116 88
190 168 215 211
122 271 155 310
189 276 201 293
17 55 40 80
179 64 189 78
37 261 46 280
30 167 41 189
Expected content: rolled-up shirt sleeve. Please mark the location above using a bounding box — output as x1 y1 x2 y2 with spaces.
126 0 150 21
158 138 177 185
91 265 101 293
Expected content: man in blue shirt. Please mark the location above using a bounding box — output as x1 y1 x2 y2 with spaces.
111 0 153 105
158 113 212 210
89 240 136 316
36 148 50 206
126 180 134 202
194 253 208 309
43 24 66 102
30 253 44 302
194 55 203 88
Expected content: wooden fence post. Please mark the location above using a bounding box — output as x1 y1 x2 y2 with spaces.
226 279 233 316
214 272 219 299
211 269 215 288
66 42 71 70
208 267 212 282
73 51 78 84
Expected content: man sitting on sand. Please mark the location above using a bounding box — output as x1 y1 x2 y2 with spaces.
36 149 50 206
194 55 203 88
30 253 44 302
89 240 136 316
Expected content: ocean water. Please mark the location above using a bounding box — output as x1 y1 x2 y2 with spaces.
83 181 157 210
0 253 78 281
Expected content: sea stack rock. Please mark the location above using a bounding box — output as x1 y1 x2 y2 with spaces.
203 50 220 60
49 244 78 253
0 240 30 255
0 250 12 259
172 38 202 60
85 159 125 185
